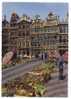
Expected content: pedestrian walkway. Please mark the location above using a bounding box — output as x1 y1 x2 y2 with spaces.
44 63 68 97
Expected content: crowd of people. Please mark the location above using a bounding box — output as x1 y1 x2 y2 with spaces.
3 47 68 80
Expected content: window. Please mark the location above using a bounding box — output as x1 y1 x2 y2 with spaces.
59 36 62 42
23 25 25 28
26 42 29 47
44 27 48 32
60 25 68 33
64 26 68 33
26 31 30 36
23 32 25 36
19 25 23 28
32 28 34 32
18 32 21 36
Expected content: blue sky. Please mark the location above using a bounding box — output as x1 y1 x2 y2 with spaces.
2 2 68 21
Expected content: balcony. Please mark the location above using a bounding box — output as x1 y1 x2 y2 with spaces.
57 42 68 45
32 31 44 35
44 30 58 33
58 32 68 34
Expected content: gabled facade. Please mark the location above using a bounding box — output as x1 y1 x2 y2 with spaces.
2 12 68 58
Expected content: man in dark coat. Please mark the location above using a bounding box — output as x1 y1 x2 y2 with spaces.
58 55 64 80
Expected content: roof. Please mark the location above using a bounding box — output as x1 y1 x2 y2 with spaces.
2 19 9 26
17 16 31 23
59 20 68 25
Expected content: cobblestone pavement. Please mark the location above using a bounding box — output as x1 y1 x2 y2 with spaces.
44 63 68 97
2 60 42 84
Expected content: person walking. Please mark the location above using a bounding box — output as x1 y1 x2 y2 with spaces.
45 52 48 63
58 55 64 80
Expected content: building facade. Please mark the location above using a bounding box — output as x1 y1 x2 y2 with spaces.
2 16 10 56
2 12 68 58
31 12 68 57
2 13 32 58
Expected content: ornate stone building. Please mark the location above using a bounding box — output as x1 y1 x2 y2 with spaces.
16 15 32 57
2 13 31 57
2 16 10 56
31 12 68 57
31 15 44 56
2 12 68 58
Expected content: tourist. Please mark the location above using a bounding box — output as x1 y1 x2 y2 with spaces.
58 55 64 80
